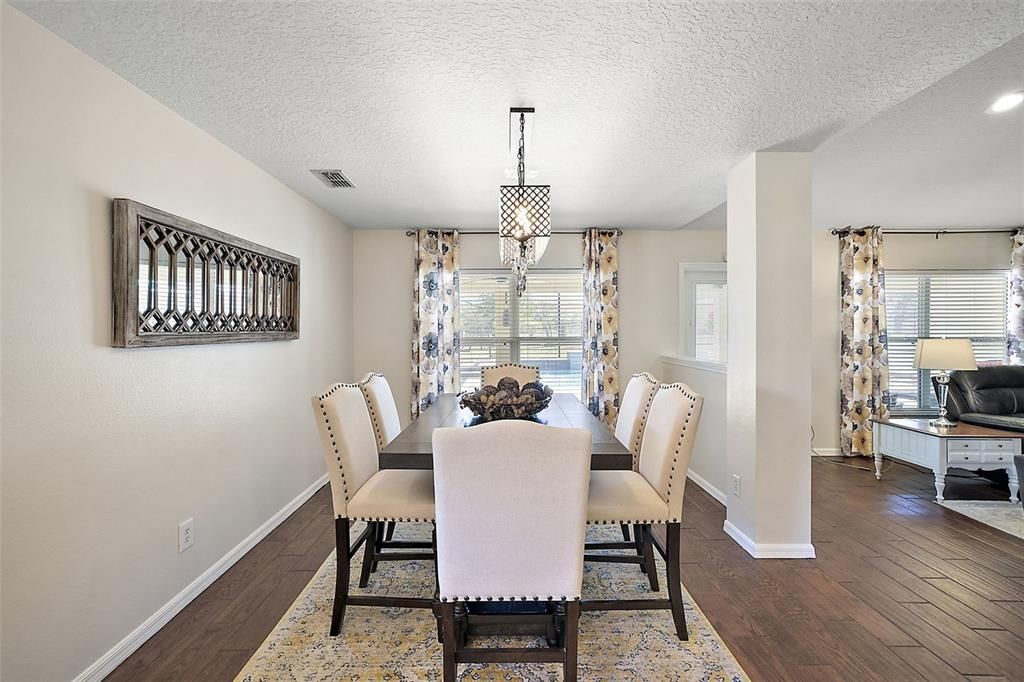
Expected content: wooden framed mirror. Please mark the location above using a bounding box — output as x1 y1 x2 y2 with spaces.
112 199 300 347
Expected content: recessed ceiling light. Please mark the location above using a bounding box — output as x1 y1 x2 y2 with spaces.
988 91 1024 114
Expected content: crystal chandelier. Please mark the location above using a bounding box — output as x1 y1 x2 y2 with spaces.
499 107 550 295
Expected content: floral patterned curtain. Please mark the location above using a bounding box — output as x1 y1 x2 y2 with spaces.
411 229 460 418
583 229 620 426
839 226 890 457
1008 230 1024 363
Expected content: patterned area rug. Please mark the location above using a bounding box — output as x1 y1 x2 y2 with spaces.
237 524 747 681
940 500 1024 540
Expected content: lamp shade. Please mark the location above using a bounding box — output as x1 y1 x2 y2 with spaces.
913 338 978 371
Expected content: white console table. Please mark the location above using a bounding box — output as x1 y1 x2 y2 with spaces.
871 418 1021 503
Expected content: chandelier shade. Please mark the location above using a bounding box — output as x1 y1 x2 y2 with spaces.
499 184 551 242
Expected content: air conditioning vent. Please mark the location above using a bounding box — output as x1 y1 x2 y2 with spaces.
311 169 355 188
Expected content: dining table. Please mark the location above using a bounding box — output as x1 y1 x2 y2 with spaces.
379 393 633 471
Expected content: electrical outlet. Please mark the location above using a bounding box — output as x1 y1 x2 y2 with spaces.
732 474 742 497
178 518 194 553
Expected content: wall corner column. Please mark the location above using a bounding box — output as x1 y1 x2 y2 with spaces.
724 152 815 559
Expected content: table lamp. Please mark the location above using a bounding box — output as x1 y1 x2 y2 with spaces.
914 338 977 428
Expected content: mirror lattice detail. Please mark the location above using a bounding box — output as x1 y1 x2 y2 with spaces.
113 199 300 347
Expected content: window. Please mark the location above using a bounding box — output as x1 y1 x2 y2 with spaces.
679 263 727 364
885 270 1008 413
459 270 584 396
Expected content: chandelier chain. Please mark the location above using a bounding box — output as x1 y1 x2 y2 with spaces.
517 112 525 188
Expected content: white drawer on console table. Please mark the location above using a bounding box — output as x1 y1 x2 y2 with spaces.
946 439 1016 466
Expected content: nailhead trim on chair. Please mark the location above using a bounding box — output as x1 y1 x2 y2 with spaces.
657 382 699 525
315 382 366 504
480 363 540 385
352 516 433 522
630 372 660 469
591 382 699 526
439 595 582 602
357 372 388 450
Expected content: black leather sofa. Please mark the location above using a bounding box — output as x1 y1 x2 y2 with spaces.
943 365 1024 432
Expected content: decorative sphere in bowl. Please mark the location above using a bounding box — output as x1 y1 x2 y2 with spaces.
460 378 554 421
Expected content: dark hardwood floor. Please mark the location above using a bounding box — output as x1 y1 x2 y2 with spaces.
109 459 1024 681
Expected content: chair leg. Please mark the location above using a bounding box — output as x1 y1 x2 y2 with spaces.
620 523 631 542
370 521 385 573
441 601 458 681
554 601 566 647
564 600 580 682
330 517 350 636
385 520 397 541
641 524 659 592
632 523 646 574
431 523 440 595
358 521 377 588
666 522 688 641
545 602 558 647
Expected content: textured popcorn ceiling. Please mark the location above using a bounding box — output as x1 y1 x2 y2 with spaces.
12 1 1024 230
814 34 1024 230
689 34 1024 231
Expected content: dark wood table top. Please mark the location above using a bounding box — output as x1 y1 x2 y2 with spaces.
871 417 1024 439
380 393 633 470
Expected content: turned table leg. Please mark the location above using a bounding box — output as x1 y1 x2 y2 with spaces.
934 473 946 503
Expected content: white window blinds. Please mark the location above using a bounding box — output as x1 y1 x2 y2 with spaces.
885 270 1008 412
459 270 584 397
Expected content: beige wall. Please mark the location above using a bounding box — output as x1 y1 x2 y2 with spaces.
1 8 353 680
811 231 841 451
617 230 727 382
0 2 5 670
352 229 728 426
353 231 591 423
353 229 414 423
661 360 728 499
885 231 1010 271
810 230 1012 452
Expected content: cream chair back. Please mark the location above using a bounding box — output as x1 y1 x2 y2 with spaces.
359 372 402 450
311 383 380 518
637 383 703 523
481 363 540 387
432 421 591 602
615 372 660 468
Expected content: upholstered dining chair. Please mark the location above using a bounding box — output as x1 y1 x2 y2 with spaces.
358 372 404 544
583 382 703 640
481 362 540 387
432 421 591 681
311 382 435 635
359 372 402 450
611 372 661 541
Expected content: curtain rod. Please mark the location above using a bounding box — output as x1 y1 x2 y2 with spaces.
830 226 1020 237
404 229 624 237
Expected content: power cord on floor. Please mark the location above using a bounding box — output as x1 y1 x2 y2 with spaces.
809 425 895 474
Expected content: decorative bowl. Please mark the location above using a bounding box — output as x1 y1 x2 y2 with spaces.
459 378 554 421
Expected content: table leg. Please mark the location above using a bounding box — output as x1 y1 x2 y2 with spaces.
874 452 883 480
1009 466 1020 504
934 473 946 503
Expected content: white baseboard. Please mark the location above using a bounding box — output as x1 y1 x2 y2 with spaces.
687 470 727 505
723 520 816 559
811 448 841 457
73 474 329 682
